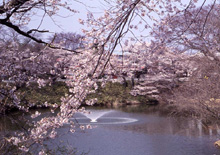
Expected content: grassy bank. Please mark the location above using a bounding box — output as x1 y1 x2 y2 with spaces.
0 81 70 112
86 81 157 107
2 81 156 111
17 81 69 106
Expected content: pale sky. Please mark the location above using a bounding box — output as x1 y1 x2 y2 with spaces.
27 0 212 41
28 0 109 36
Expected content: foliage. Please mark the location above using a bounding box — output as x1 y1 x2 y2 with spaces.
0 82 69 113
17 82 69 107
161 57 220 123
87 81 149 106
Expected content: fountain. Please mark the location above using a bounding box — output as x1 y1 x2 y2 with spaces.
72 109 138 125
82 110 112 123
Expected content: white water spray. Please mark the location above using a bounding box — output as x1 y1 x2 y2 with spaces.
82 110 113 123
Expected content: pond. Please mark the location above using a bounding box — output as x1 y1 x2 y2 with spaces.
1 108 220 155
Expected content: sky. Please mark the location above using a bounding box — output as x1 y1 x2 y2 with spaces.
28 0 108 36
27 0 213 41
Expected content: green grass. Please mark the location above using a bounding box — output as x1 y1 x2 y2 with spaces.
17 81 69 107
86 81 152 107
2 80 154 110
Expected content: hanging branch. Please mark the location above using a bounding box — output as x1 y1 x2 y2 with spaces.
0 0 80 53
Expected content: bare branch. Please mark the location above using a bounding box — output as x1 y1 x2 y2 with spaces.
0 20 80 53
27 29 49 34
200 0 216 37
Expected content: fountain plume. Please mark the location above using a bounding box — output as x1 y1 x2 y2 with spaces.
82 110 112 123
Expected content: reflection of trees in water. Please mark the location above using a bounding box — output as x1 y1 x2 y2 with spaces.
0 114 27 154
0 112 86 155
0 113 29 132
111 115 220 138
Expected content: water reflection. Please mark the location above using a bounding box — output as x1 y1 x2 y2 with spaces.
0 112 26 131
111 116 220 138
64 109 220 155
1 108 220 155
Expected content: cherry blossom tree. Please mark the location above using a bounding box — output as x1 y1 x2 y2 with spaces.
151 2 220 121
1 0 219 154
152 2 220 60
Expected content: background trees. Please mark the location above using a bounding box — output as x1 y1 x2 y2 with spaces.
162 57 220 122
48 32 85 50
0 26 85 115
153 3 220 58
148 3 220 122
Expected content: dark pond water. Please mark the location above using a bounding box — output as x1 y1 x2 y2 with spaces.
53 109 220 155
1 108 220 155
